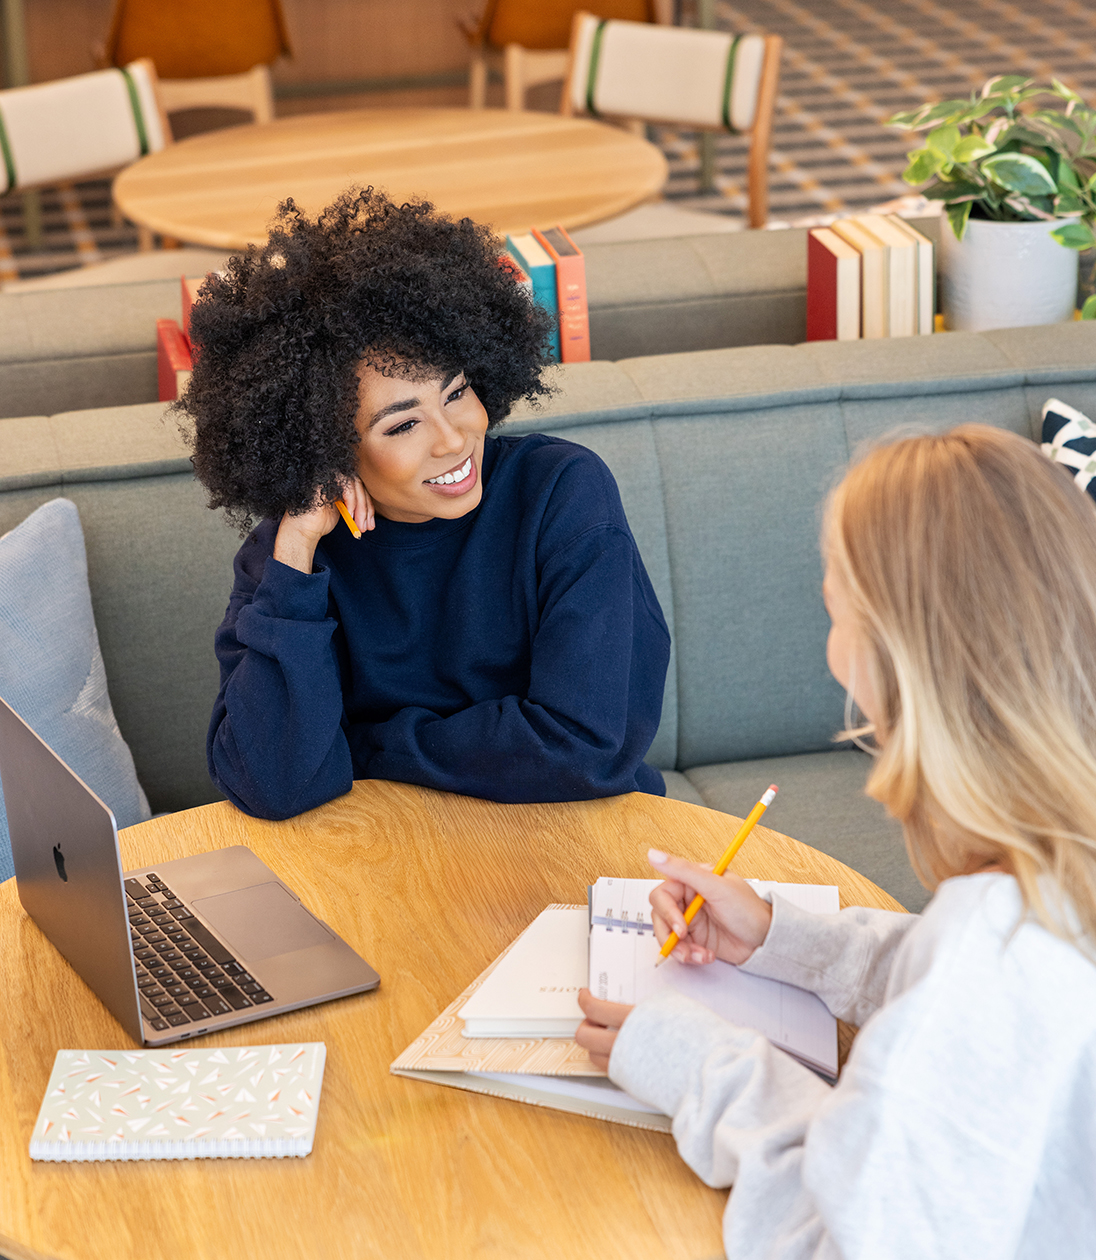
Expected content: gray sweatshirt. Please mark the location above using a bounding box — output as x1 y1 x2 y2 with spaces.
609 872 1096 1259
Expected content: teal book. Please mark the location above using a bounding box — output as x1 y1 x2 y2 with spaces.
505 232 561 362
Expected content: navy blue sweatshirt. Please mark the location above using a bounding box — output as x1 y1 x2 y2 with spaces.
208 433 671 819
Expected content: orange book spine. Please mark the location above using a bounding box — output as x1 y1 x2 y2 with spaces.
180 277 203 342
156 318 193 402
532 226 590 363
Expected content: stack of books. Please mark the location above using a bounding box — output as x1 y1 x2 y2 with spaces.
156 277 202 402
807 213 934 342
504 226 591 364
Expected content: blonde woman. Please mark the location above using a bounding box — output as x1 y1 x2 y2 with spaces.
576 425 1096 1259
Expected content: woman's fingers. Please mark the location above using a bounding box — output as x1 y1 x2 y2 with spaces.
577 988 633 1029
576 989 633 1071
575 990 632 1072
341 477 375 533
650 881 691 942
647 848 775 961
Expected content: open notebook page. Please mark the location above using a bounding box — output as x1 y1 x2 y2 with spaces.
589 879 839 1078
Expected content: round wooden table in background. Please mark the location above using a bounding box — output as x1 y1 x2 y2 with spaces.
0 783 904 1260
112 108 670 249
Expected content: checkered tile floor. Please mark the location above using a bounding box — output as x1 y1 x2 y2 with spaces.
4 0 1096 279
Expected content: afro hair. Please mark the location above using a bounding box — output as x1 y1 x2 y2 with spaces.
177 187 556 533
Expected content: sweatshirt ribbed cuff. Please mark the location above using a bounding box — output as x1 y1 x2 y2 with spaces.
250 555 332 623
609 989 758 1117
738 893 839 989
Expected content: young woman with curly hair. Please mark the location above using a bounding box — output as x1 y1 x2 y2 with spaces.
181 188 670 820
578 425 1096 1258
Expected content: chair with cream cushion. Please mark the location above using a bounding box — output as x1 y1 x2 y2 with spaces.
0 59 169 194
562 12 781 228
154 64 275 126
462 0 666 111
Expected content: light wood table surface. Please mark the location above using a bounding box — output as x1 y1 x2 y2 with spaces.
112 108 670 249
0 782 903 1260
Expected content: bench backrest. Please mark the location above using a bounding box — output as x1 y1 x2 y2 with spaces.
2 323 1092 811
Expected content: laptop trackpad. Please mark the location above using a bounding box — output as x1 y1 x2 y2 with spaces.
192 882 335 961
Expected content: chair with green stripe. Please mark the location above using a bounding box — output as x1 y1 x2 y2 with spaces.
0 59 170 246
562 12 781 228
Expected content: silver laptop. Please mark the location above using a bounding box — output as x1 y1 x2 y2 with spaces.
0 697 380 1046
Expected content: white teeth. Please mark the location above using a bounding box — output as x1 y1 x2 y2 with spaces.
429 457 472 485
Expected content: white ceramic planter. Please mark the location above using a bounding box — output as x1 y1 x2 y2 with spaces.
939 217 1079 331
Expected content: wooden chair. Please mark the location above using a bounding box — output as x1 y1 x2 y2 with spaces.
461 0 667 111
154 64 275 126
561 12 782 227
104 0 290 80
0 59 170 195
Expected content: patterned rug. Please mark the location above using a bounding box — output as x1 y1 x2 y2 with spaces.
4 0 1096 280
663 0 1096 223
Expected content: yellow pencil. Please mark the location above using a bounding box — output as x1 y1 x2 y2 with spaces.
656 784 778 965
334 498 361 539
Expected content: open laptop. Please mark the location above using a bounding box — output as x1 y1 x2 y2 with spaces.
0 696 380 1046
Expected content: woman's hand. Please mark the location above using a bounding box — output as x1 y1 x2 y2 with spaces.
273 477 374 573
648 848 773 967
575 989 633 1070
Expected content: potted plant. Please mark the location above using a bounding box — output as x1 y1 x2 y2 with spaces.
889 77 1096 331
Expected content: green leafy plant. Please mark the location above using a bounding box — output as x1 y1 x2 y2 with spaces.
888 76 1096 249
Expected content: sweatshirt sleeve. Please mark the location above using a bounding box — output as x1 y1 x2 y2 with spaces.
207 529 355 819
610 991 843 1260
738 894 918 1025
346 522 670 802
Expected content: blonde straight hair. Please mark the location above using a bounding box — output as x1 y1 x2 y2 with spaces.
825 424 1096 951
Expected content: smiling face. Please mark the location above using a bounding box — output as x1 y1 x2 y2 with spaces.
353 362 490 523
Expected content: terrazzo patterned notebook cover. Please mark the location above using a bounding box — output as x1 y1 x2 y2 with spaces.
29 1043 326 1161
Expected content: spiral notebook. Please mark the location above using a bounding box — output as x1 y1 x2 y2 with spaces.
392 880 840 1131
29 1043 326 1161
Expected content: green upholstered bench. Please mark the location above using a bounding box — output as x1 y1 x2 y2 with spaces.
3 317 1093 910
0 220 944 420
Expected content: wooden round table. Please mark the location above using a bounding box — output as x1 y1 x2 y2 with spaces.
112 108 670 249
0 783 903 1260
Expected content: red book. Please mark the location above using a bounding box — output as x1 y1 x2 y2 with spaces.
156 318 193 401
532 225 590 363
807 228 861 342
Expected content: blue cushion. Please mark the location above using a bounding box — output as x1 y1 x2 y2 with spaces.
1042 398 1096 500
0 498 149 881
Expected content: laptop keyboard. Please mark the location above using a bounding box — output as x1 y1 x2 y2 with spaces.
125 873 274 1032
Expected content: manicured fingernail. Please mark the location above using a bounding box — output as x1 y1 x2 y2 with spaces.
648 848 668 864
691 950 704 963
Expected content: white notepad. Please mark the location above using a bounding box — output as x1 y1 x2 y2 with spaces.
29 1043 327 1161
459 907 588 1037
589 880 840 1078
456 880 839 1079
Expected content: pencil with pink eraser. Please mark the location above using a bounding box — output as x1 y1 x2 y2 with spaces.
656 784 778 965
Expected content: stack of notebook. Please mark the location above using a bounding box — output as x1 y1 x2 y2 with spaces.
391 879 840 1131
807 213 934 342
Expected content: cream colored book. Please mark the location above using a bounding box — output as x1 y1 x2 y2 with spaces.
391 882 840 1131
459 906 588 1037
30 1043 326 1161
830 217 888 338
390 905 671 1133
885 214 936 335
856 213 917 338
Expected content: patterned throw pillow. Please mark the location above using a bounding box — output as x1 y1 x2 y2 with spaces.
1042 398 1096 501
0 498 150 882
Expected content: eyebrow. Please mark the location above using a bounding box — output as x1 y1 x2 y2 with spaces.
369 370 463 428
